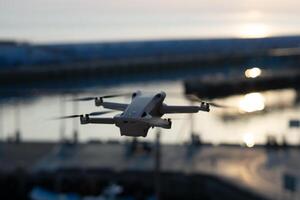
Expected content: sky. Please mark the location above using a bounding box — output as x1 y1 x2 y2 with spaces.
0 0 300 43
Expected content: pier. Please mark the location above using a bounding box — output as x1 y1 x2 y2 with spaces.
1 36 300 86
0 141 299 199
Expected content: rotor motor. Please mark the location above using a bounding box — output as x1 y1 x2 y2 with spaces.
95 97 104 107
80 114 89 124
200 102 210 112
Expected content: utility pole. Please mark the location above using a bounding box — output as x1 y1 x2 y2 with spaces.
0 106 3 141
59 95 66 142
14 101 21 143
155 128 161 200
189 100 197 146
190 100 194 138
289 119 300 146
72 94 79 144
0 105 2 157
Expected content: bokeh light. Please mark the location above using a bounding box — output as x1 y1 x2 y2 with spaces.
245 67 262 78
243 132 255 147
239 92 265 113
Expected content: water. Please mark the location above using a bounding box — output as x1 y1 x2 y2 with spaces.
1 0 300 144
1 80 300 145
1 0 300 43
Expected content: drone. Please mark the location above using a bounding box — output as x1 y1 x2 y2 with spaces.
58 91 222 137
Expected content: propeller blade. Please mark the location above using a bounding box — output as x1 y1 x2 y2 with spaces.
88 111 113 116
101 93 132 98
208 102 229 108
187 94 230 108
54 110 113 120
171 117 190 120
71 93 132 102
54 114 82 119
186 94 202 101
72 97 96 101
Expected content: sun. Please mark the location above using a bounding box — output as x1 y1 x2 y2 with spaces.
238 23 270 38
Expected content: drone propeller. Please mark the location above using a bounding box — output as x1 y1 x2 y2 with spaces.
55 114 82 119
207 102 228 108
72 93 132 102
101 93 132 98
164 93 230 108
88 111 113 116
72 97 96 101
171 117 190 120
53 110 113 120
187 95 229 108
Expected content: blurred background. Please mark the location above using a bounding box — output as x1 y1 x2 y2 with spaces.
0 0 300 200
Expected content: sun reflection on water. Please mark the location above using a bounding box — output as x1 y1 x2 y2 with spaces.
245 67 262 78
243 132 255 148
239 93 265 113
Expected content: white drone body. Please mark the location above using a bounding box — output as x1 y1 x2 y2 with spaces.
73 91 210 137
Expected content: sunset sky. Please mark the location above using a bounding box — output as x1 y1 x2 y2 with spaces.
0 0 300 42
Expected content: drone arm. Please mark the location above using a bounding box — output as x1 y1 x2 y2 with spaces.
81 117 115 124
161 105 199 113
138 118 172 129
161 104 210 114
101 102 128 111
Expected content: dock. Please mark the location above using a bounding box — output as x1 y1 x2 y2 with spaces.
0 141 299 199
1 36 300 86
184 69 300 99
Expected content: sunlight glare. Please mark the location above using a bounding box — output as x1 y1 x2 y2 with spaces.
243 133 255 148
239 93 265 113
245 67 262 78
238 23 269 38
